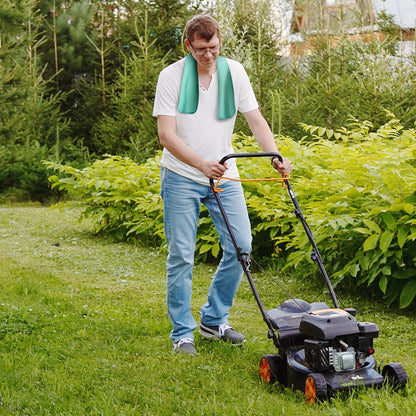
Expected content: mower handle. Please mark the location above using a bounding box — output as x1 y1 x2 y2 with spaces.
218 152 283 166
211 151 341 310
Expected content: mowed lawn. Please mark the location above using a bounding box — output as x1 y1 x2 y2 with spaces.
0 205 414 415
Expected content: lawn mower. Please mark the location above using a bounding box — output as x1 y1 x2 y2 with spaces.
210 152 408 404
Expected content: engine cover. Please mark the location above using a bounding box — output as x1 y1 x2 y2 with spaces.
300 308 359 340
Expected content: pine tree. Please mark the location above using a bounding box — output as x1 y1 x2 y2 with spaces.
91 12 166 162
0 0 68 201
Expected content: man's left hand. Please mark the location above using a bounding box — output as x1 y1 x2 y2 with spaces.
272 157 293 175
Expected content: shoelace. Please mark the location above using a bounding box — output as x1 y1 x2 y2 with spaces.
218 323 232 337
177 338 194 346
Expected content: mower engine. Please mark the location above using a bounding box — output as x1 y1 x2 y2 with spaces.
300 308 379 373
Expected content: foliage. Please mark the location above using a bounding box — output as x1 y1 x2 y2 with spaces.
45 154 165 246
37 0 198 149
273 40 416 140
253 117 416 309
38 0 99 95
262 5 416 138
90 16 165 162
0 143 52 202
234 119 416 309
0 0 72 202
0 0 68 150
230 0 285 105
46 118 416 308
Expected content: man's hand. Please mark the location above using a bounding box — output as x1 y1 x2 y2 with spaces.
201 160 227 180
272 157 292 175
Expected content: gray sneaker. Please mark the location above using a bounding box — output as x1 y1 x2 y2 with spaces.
199 322 246 345
173 338 198 356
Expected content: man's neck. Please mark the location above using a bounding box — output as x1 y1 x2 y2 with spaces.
197 60 217 89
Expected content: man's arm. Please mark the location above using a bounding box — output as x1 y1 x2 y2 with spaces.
244 109 292 175
157 115 227 179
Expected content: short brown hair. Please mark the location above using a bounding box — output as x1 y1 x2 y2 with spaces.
185 14 221 43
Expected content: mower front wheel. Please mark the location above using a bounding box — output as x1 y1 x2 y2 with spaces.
259 354 286 385
304 373 327 404
382 363 408 390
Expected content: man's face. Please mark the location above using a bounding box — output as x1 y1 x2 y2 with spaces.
185 34 221 69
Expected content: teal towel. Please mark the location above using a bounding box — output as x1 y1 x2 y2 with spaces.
178 55 236 120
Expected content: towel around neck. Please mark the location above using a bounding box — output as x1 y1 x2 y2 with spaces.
178 55 236 120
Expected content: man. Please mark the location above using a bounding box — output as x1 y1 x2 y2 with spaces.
153 14 292 356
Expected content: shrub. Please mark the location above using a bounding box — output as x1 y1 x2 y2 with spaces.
246 117 416 309
0 144 52 203
45 154 164 247
46 118 416 307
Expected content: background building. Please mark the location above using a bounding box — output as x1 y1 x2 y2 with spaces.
277 0 416 55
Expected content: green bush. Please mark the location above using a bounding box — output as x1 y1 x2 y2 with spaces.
46 119 416 307
242 117 416 309
45 154 164 247
0 144 52 202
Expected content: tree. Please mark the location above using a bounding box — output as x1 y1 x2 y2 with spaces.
91 12 166 162
0 0 67 149
0 0 69 201
231 0 284 106
35 0 197 153
268 0 416 138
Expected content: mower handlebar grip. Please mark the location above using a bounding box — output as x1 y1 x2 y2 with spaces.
218 152 283 166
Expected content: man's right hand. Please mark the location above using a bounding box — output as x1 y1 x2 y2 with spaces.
201 160 227 180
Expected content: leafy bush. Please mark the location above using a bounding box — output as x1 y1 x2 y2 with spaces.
46 119 416 307
45 154 164 247
242 117 416 309
0 144 52 202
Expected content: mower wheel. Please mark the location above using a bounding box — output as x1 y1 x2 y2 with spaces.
304 373 327 404
259 354 286 385
382 363 408 390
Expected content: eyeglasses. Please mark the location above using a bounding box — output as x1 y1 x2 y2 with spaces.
189 42 220 56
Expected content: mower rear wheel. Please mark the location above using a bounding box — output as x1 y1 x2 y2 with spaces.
304 373 327 404
382 363 408 390
259 354 286 385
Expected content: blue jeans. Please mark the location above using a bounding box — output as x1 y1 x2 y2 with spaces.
160 167 252 343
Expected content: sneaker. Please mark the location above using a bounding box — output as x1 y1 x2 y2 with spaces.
199 322 246 345
173 338 198 356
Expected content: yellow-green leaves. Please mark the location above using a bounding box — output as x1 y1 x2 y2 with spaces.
400 280 416 308
379 231 394 253
363 234 379 252
247 117 416 308
45 117 416 308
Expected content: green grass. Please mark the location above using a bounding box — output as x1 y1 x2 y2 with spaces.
0 206 414 415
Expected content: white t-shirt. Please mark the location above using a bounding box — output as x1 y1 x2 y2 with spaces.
153 56 258 185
